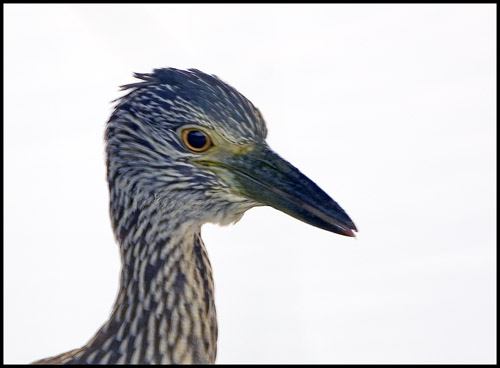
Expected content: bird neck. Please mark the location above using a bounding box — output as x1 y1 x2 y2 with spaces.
73 200 217 364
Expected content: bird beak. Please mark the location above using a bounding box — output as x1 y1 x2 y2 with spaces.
199 144 357 237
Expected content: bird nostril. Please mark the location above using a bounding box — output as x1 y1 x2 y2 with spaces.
182 129 212 152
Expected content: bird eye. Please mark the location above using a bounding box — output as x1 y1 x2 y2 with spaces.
182 129 212 152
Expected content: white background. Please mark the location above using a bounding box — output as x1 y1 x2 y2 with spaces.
4 4 496 364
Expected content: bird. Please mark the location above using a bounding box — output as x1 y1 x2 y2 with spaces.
32 68 357 364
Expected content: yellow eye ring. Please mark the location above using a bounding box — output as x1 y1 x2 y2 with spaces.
182 129 213 152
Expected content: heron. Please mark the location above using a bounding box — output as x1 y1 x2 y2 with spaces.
32 68 357 364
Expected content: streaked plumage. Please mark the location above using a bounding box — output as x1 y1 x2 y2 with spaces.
32 68 356 364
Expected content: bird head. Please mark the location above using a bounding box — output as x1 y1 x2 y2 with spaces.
105 68 356 237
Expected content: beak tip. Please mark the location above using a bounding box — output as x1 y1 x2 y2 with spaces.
330 216 357 238
342 227 357 238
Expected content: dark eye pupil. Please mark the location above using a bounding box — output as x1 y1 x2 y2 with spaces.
187 130 207 148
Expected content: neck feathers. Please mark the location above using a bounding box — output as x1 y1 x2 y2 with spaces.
35 202 217 364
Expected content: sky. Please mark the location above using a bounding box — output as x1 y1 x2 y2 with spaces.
4 4 496 364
